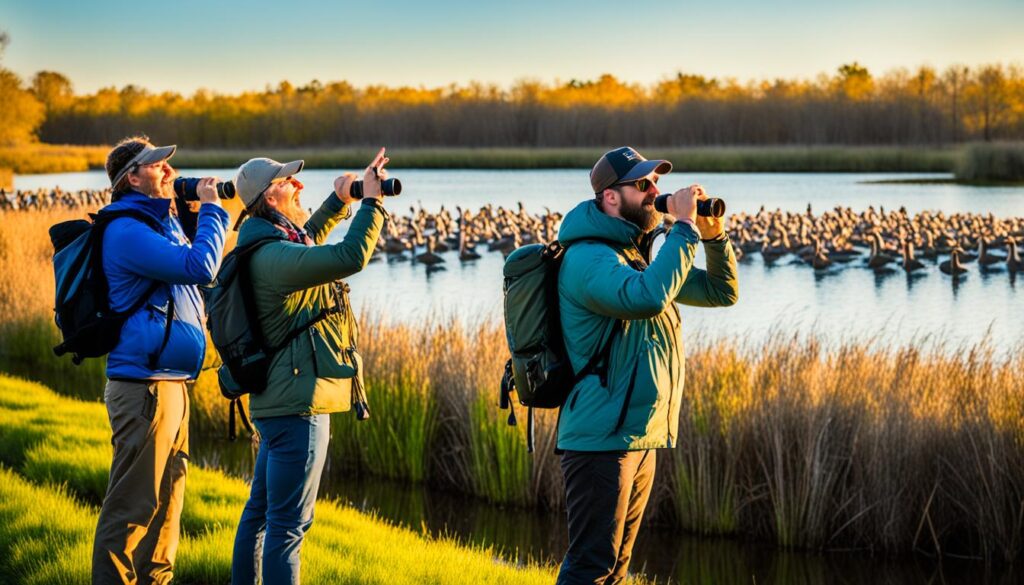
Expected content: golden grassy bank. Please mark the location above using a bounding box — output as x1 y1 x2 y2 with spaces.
0 144 108 174
1 207 1022 563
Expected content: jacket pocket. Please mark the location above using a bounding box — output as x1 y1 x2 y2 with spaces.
311 327 358 379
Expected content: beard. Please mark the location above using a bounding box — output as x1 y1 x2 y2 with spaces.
620 194 662 233
279 196 311 228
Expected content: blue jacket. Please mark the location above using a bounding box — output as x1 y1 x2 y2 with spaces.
101 191 229 380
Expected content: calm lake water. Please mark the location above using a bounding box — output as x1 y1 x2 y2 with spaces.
19 169 1024 352
15 168 1024 583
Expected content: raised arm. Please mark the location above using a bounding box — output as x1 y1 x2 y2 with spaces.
250 200 386 293
674 234 740 307
105 203 229 285
562 222 702 320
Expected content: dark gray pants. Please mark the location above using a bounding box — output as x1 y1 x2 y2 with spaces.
556 449 657 585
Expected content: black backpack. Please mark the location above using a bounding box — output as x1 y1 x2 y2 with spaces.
499 239 645 452
50 210 172 366
205 238 342 439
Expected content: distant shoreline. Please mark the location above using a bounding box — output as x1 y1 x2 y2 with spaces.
3 144 964 176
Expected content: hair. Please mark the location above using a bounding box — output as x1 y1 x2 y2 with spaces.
247 193 274 220
106 135 152 198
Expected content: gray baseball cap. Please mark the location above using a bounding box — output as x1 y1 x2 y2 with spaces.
109 143 176 188
235 157 305 207
590 146 672 194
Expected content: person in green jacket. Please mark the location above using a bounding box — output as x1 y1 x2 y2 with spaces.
556 146 739 584
229 149 390 585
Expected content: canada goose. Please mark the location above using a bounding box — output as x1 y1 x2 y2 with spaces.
977 238 1007 269
867 234 896 271
901 240 926 273
415 236 445 266
1007 238 1022 273
939 248 968 276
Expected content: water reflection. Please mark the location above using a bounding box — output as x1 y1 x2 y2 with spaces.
192 434 1017 585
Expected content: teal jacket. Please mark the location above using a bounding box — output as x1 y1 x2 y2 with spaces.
236 194 387 419
556 200 739 451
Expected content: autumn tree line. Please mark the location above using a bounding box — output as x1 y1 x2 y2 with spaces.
2 33 1023 149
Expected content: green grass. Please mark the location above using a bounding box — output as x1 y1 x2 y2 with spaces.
468 393 531 506
0 373 568 584
0 317 106 402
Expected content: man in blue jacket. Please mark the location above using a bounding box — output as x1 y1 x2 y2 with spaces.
92 136 229 585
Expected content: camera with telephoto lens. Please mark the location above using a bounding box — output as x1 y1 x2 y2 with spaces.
653 194 726 217
173 177 237 201
350 178 402 199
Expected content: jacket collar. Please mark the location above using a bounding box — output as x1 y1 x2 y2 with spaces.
102 190 173 224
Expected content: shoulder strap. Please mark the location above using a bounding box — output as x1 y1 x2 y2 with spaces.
234 237 337 357
561 237 644 385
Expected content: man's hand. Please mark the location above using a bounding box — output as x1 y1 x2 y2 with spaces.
666 184 702 224
334 172 358 204
360 147 390 201
196 177 221 206
695 192 725 240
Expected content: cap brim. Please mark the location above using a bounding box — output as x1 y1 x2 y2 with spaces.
273 160 304 179
135 144 177 165
620 159 672 182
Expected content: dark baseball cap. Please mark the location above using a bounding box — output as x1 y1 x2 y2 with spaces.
590 146 672 194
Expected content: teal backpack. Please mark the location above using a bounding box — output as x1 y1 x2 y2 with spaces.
501 240 640 452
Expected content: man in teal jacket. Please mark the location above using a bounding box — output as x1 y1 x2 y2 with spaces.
556 147 739 584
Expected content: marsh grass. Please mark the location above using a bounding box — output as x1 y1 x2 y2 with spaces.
0 167 11 189
0 144 108 175
956 142 1024 182
169 145 960 173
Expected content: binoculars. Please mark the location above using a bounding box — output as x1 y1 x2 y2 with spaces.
350 178 402 199
173 177 237 201
653 194 726 217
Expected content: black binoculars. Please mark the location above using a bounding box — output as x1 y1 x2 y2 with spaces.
350 178 402 199
653 194 726 218
173 177 237 201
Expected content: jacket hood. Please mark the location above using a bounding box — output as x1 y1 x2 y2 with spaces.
236 215 288 247
101 191 173 224
557 199 643 247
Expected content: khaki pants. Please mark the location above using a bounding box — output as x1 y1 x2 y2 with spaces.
92 380 189 585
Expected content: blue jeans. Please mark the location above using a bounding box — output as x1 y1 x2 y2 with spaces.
231 414 330 585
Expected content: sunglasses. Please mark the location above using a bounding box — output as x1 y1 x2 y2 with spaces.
614 176 658 192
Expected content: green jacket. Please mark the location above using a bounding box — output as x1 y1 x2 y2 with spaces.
236 194 387 419
556 200 739 451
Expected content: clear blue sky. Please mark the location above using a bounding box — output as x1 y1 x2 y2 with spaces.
2 0 1022 94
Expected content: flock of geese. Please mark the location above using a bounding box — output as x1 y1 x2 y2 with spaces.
730 204 1023 278
374 202 1024 281
3 187 1021 280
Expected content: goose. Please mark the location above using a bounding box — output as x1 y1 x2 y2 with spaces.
939 248 969 276
901 240 926 273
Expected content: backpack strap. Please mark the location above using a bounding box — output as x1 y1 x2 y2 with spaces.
89 210 175 367
235 237 342 360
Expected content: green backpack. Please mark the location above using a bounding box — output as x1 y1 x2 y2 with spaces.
501 240 638 452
